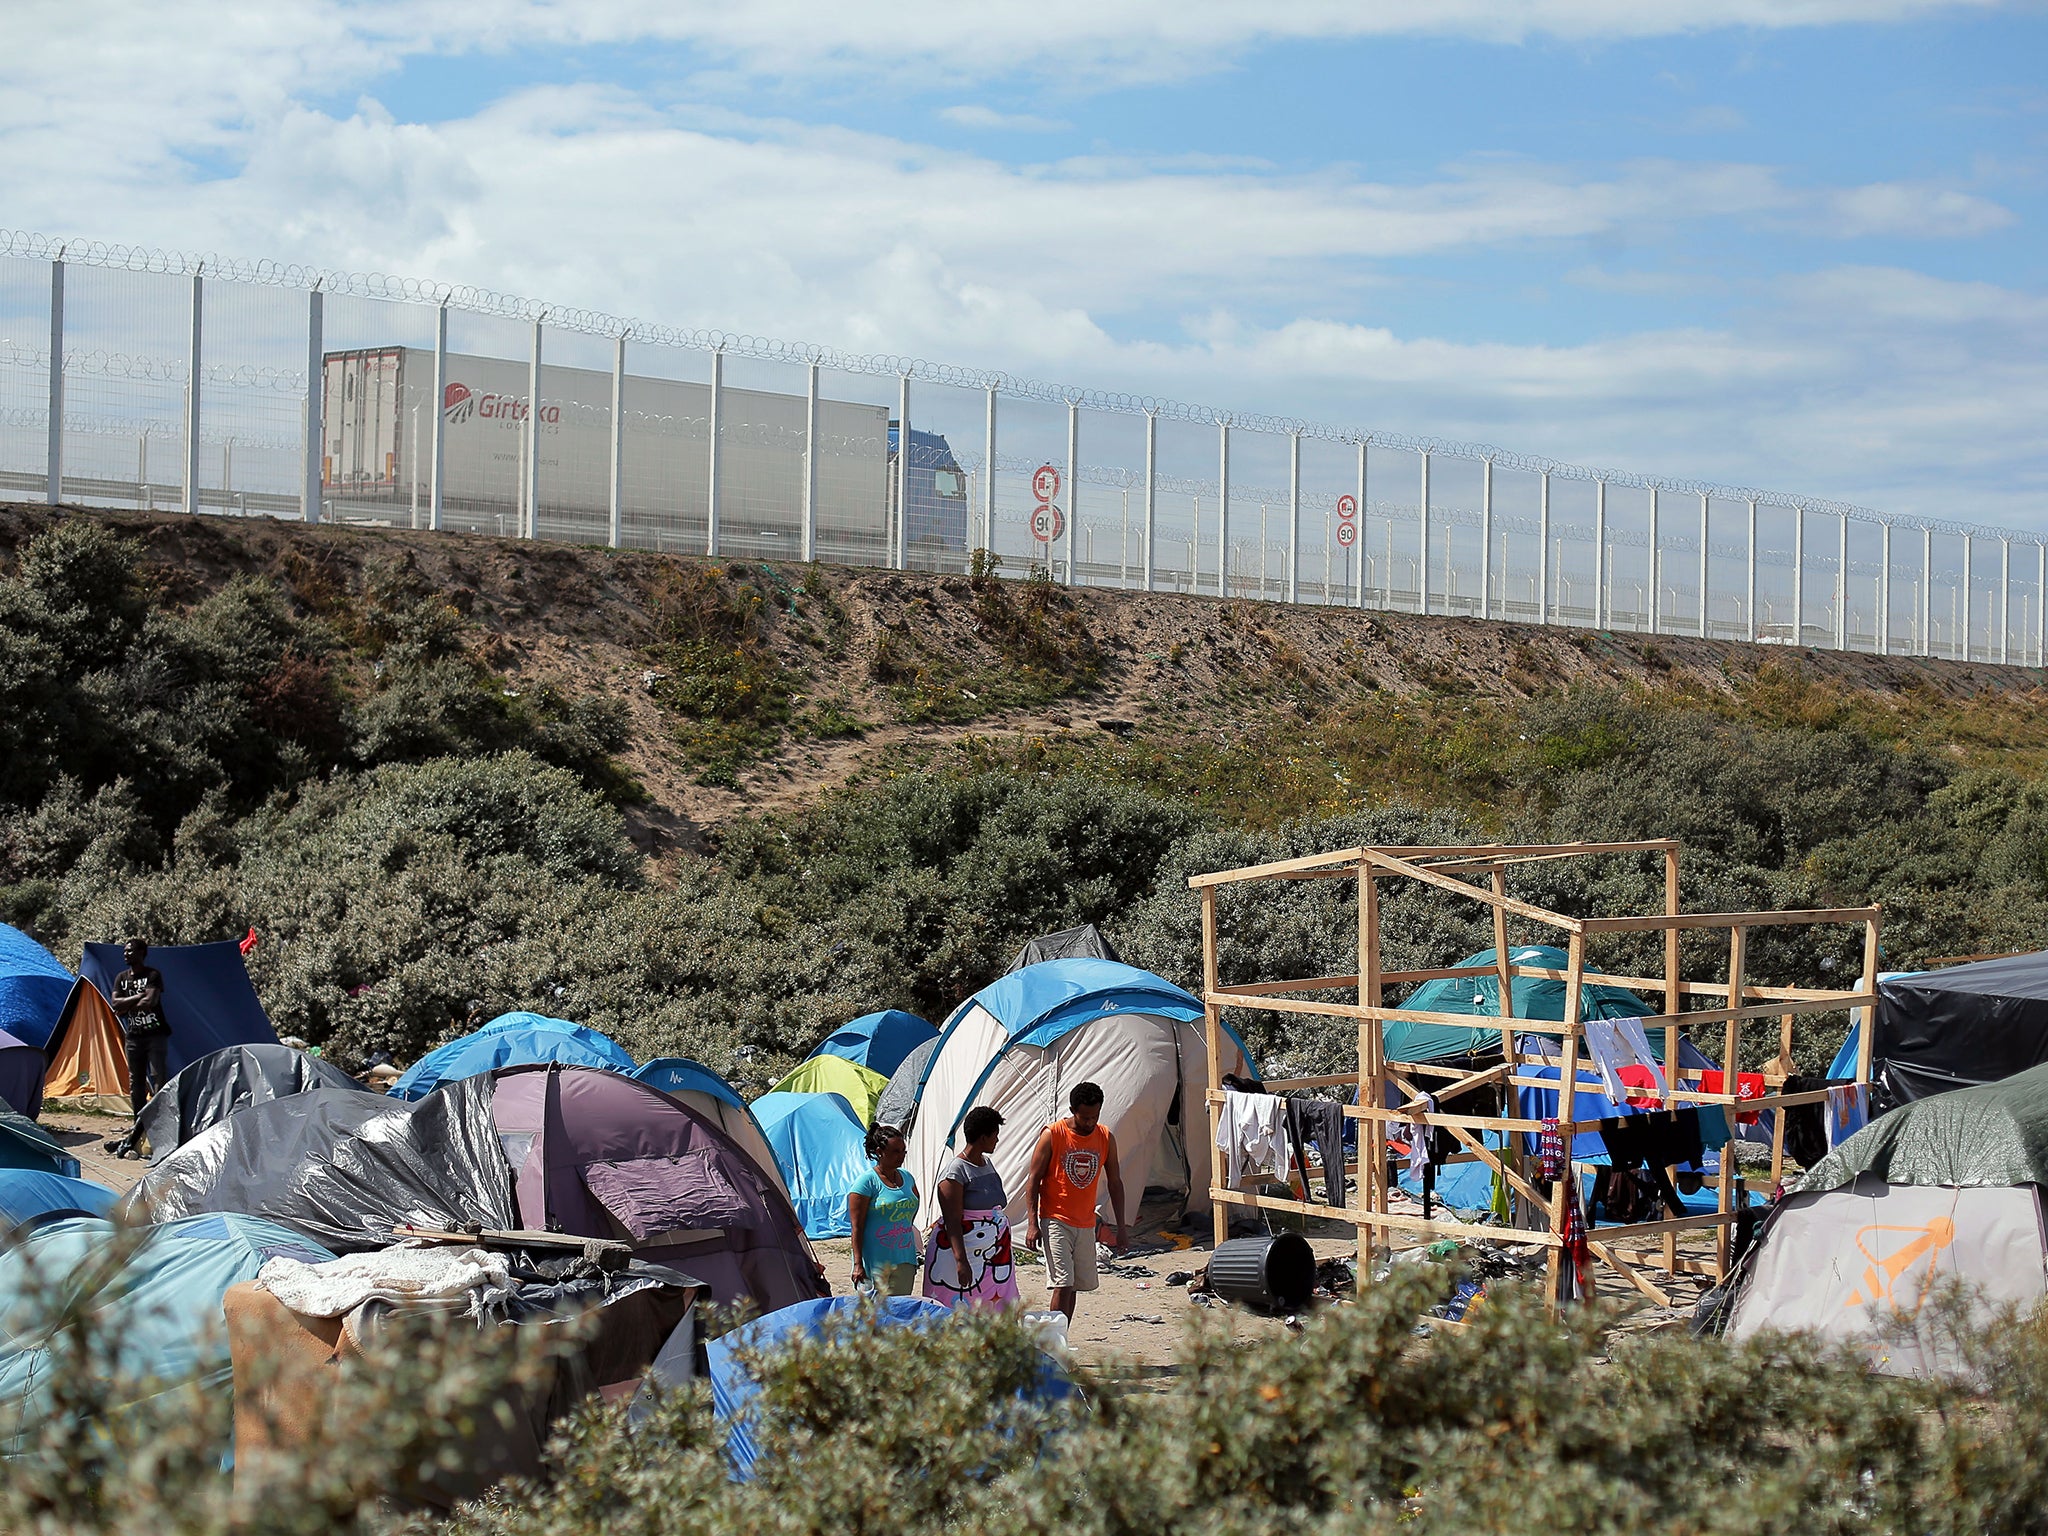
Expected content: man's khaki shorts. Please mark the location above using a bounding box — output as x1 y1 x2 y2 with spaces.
1044 1219 1099 1291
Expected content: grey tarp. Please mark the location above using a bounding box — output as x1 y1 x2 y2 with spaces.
1798 1059 2048 1194
1006 924 1121 973
140 1044 371 1163
1872 950 2048 1104
874 1036 940 1137
117 1083 516 1249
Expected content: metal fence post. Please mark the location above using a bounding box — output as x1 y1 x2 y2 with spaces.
801 361 819 564
1355 439 1367 608
1538 469 1551 624
1791 505 1804 646
1286 431 1301 605
1064 401 1079 587
1962 535 1974 661
1648 485 1660 634
1595 478 1608 629
709 350 727 558
524 315 543 539
1418 451 1431 616
609 334 626 550
1217 421 1230 599
1843 507 1859 647
1480 458 1493 621
45 258 63 505
301 288 323 523
1745 499 1758 642
2038 542 2045 667
429 303 448 532
1879 522 1892 656
1699 492 1711 638
983 384 997 557
183 271 203 516
1142 410 1157 593
891 372 907 570
1919 526 1932 656
2001 537 2012 665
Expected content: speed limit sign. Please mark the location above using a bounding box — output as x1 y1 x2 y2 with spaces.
1335 493 1358 521
1335 521 1357 548
1032 464 1062 502
1031 503 1066 542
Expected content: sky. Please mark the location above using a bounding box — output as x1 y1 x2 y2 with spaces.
4 0 2046 527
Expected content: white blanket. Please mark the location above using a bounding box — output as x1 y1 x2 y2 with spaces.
256 1244 517 1323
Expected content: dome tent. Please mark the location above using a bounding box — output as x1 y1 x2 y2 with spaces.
123 1065 826 1318
0 925 73 1049
807 1011 938 1079
752 1091 873 1239
78 940 279 1075
630 1057 790 1200
904 959 1255 1232
767 1055 889 1127
1727 1060 2048 1378
0 1170 117 1230
874 1036 941 1138
1388 945 1656 1063
389 1012 634 1100
0 1030 44 1119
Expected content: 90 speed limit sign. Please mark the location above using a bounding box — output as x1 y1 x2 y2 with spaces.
1031 503 1066 542
1335 521 1357 548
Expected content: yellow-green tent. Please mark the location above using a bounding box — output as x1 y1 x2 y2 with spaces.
765 1056 889 1126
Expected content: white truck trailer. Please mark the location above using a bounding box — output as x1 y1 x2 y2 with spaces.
320 346 962 561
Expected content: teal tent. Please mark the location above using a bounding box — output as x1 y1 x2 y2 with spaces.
0 1213 335 1456
1387 945 1655 1063
0 1111 78 1178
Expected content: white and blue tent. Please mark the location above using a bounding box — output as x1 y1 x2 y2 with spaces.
752 1091 871 1239
904 959 1254 1231
630 1057 790 1201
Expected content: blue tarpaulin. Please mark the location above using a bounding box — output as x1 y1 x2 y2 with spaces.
389 1013 634 1099
808 1011 938 1079
0 1213 334 1456
752 1091 872 1239
0 926 72 1050
79 941 278 1076
0 1170 116 1230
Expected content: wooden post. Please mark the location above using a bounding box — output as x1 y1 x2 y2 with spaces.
1857 913 1882 1085
1356 861 1383 1271
1662 845 1681 1275
1718 925 1747 1276
1491 865 1520 1224
1202 885 1227 1251
1546 933 1586 1306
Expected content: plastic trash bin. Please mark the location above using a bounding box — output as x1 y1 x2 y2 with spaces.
1207 1232 1316 1312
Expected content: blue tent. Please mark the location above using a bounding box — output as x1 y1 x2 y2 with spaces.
1387 946 1656 1064
0 925 73 1050
632 1057 748 1109
808 1011 939 1079
0 1170 117 1230
707 1296 1067 1479
389 1012 634 1100
79 940 278 1075
0 1212 335 1456
752 1091 872 1239
0 1112 78 1178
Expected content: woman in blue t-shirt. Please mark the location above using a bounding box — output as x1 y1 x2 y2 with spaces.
848 1122 922 1295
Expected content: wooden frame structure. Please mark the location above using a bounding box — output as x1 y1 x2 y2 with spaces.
1192 841 1881 1306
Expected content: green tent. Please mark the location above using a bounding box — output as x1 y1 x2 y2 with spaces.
1798 1060 2048 1194
765 1056 889 1126
1386 945 1656 1064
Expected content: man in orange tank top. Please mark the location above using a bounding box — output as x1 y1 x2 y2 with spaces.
1024 1081 1127 1322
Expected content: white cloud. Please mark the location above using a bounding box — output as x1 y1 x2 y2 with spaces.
1821 182 2017 238
939 105 1070 133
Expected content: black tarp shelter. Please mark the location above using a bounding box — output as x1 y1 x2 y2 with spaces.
1875 950 2048 1104
139 1044 372 1162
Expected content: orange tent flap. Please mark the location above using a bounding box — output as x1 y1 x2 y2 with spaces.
45 978 129 1105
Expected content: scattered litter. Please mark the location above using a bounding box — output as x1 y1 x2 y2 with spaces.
1120 1313 1166 1325
1164 1270 1196 1287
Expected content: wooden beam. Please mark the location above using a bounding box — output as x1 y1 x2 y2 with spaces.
1718 925 1746 1276
1367 840 1680 858
1187 847 1365 888
1367 850 1585 932
1858 913 1883 1086
1212 973 1359 998
1356 865 1381 1272
1202 884 1226 1251
1578 906 1881 934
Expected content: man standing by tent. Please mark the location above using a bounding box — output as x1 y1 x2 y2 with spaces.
1024 1081 1126 1323
108 938 169 1115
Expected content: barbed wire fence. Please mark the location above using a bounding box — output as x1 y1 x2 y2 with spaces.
0 227 2038 663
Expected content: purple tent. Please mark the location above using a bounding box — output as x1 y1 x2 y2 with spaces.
0 1030 45 1119
489 1065 823 1314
